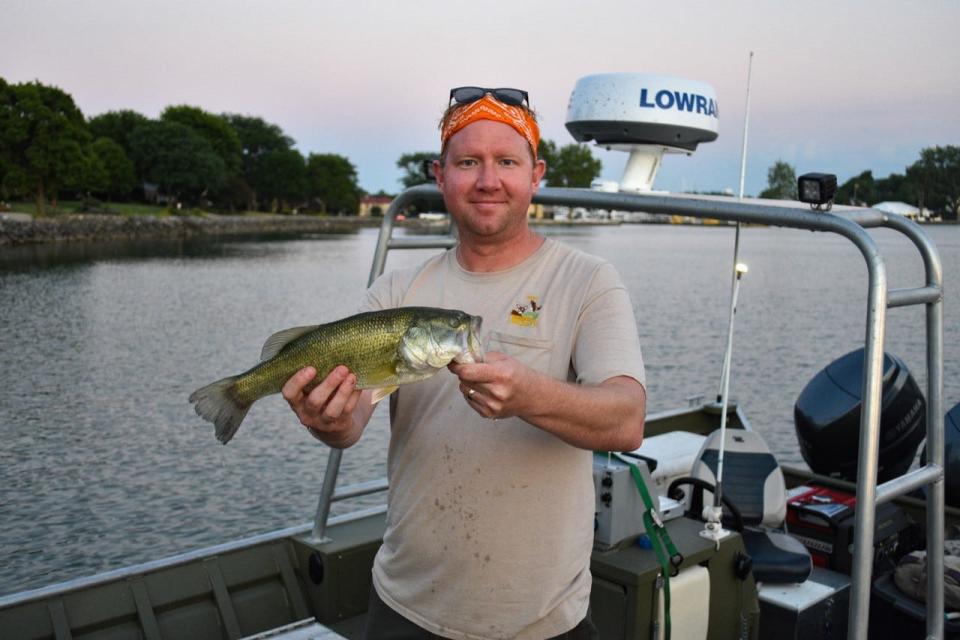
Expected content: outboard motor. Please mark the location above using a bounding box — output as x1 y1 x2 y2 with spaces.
921 401 960 508
794 348 925 483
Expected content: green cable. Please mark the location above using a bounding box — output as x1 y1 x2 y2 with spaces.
628 461 684 640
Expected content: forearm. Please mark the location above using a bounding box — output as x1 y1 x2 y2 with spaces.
517 374 646 452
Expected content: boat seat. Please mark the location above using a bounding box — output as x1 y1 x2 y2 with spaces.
690 429 812 584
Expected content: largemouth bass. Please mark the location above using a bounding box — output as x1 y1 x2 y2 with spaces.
189 307 484 444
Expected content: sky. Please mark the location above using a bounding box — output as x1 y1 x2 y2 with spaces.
2 0 958 196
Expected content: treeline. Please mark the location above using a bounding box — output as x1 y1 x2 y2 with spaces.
0 78 363 215
759 148 960 220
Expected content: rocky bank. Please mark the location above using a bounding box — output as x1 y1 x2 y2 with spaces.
0 213 380 247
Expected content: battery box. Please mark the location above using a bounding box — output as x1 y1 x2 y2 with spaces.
785 484 915 574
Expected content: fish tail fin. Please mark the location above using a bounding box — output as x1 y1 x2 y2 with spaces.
188 376 252 445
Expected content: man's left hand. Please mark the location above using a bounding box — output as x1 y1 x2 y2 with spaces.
449 352 646 451
449 351 534 420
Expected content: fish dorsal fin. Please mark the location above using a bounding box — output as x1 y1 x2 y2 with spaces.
260 325 320 361
370 385 399 405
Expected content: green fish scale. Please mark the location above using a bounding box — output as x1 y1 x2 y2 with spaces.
229 309 425 405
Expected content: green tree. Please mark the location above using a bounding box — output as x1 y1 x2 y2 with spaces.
906 145 960 220
876 173 918 205
87 137 137 200
223 114 295 210
538 139 602 188
128 120 227 204
218 175 256 212
397 151 438 188
306 153 361 215
759 160 797 200
257 148 306 212
837 170 921 208
0 78 14 199
0 80 91 214
88 110 149 157
162 105 242 179
224 114 293 158
537 140 559 172
837 170 876 206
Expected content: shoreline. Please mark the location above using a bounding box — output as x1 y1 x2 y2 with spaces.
0 213 634 248
0 213 382 247
2 211 953 248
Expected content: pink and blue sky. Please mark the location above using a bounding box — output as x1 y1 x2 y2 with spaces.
2 0 958 196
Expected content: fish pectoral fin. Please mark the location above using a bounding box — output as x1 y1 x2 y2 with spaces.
260 325 321 361
360 359 403 387
370 385 399 405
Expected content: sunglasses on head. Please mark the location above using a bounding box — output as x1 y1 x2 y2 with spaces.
449 86 529 108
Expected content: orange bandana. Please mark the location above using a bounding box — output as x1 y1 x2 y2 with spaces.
441 95 540 157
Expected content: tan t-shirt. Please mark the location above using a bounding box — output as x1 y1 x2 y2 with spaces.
363 238 645 639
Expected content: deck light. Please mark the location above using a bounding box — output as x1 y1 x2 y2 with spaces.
798 173 838 211
735 263 748 276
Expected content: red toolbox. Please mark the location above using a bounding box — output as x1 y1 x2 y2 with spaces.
785 484 916 574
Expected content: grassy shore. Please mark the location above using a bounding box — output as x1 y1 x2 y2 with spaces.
4 200 240 217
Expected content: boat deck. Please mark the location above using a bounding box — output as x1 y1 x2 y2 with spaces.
244 619 349 640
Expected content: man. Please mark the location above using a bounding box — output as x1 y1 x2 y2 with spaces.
282 87 646 639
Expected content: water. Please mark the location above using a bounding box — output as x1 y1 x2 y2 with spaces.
1 223 957 597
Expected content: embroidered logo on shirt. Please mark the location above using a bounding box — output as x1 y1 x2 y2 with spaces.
509 296 542 327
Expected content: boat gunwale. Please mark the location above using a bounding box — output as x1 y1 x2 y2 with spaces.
0 505 387 610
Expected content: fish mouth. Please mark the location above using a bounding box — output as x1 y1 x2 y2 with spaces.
468 315 484 362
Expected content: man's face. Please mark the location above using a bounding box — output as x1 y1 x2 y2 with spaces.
434 119 546 243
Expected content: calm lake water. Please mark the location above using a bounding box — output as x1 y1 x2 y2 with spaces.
1 222 957 596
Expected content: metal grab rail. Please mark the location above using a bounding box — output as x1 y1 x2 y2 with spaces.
312 184 945 639
870 212 945 640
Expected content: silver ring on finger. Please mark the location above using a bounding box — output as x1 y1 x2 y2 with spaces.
468 388 476 397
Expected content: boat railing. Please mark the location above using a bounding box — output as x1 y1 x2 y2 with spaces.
312 184 945 640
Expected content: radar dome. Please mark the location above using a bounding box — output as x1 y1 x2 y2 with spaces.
565 73 719 191
566 73 719 150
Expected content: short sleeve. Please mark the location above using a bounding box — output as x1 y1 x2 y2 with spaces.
572 262 645 388
360 271 398 313
359 259 435 313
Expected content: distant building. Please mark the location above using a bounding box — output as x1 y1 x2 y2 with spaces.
873 201 927 221
359 195 393 217
142 182 175 205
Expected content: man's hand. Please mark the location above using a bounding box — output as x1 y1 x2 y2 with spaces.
449 352 645 452
282 365 367 448
449 352 533 420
